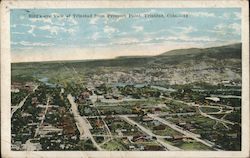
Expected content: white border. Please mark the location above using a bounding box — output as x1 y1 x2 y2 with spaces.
1 1 249 158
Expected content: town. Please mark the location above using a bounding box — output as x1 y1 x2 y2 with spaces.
11 44 242 151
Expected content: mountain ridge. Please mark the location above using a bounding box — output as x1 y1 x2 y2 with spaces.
12 43 241 64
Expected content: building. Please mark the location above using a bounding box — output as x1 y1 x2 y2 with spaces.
142 116 153 122
172 135 184 140
132 135 148 142
104 95 112 99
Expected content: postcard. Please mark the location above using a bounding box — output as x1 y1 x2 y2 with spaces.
1 0 249 158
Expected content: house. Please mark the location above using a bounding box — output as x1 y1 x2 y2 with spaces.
152 120 161 126
21 112 32 117
183 137 193 142
41 122 49 127
105 115 114 119
173 135 184 140
132 135 148 142
104 95 112 99
129 145 135 150
142 116 153 122
164 136 173 140
24 82 35 92
154 107 162 114
205 97 220 102
121 129 127 132
227 133 237 139
132 106 142 114
11 88 20 93
32 97 38 105
183 123 195 131
139 145 145 150
178 122 186 126
222 80 230 84
113 95 123 100
95 119 104 128
11 82 22 90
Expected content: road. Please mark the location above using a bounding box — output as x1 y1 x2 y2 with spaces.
34 97 50 137
83 112 196 119
164 96 234 109
11 85 38 117
198 108 235 125
91 91 113 138
11 95 29 117
120 115 182 151
148 114 219 150
67 94 102 151
165 97 235 125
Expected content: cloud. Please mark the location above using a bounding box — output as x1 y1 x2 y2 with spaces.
175 26 197 34
20 41 55 46
91 32 100 41
222 13 232 19
103 25 118 34
27 25 36 36
39 25 60 35
13 41 55 47
66 16 78 26
163 26 197 41
33 24 77 35
220 12 241 20
111 37 140 45
12 32 25 35
11 42 18 45
66 28 76 34
43 35 54 39
20 23 76 37
11 24 17 28
108 25 209 46
180 11 215 17
213 23 241 35
20 15 25 20
30 18 53 25
142 9 157 16
88 43 107 47
167 36 217 42
143 34 218 44
233 12 241 20
12 47 33 50
132 25 144 32
89 17 99 25
228 23 241 33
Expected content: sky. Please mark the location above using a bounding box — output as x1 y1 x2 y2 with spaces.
10 8 241 62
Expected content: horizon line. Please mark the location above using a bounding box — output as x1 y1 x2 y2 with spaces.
11 42 241 64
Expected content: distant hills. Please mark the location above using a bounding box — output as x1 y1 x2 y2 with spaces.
76 43 242 68
159 43 241 57
12 43 242 85
13 43 242 66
